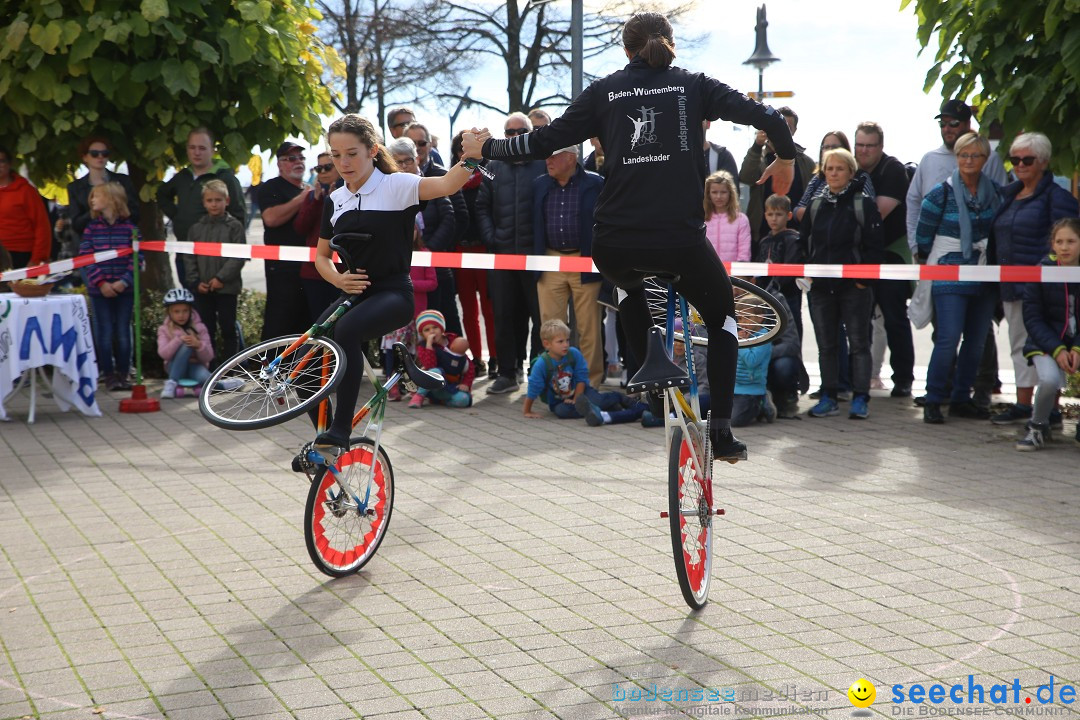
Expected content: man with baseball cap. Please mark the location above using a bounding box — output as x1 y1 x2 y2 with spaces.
258 141 313 339
533 145 606 389
905 99 1007 251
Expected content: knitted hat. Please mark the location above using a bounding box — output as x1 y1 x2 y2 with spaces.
416 309 446 333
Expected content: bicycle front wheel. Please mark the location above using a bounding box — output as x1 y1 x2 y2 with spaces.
668 424 713 609
305 438 395 577
199 335 346 430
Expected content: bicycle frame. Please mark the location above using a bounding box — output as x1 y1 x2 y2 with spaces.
306 356 404 516
661 285 708 480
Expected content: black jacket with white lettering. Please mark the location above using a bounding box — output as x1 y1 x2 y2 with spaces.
483 56 796 245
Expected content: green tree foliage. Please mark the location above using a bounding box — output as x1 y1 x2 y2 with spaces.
902 0 1080 173
0 0 341 189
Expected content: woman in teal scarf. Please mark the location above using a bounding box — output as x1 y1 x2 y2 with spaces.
914 132 1002 424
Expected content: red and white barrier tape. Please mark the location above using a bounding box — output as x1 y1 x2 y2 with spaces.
3 241 1080 283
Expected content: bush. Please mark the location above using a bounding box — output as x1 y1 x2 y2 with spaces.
137 288 266 378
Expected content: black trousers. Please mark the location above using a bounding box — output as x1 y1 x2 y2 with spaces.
194 291 239 364
591 237 738 422
261 264 309 341
872 279 916 385
489 269 540 378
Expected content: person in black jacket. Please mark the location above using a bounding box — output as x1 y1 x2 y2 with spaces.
462 11 796 460
1017 218 1080 450
799 148 883 420
66 136 140 245
476 112 548 394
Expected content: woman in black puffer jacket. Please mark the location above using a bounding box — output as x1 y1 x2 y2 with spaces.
991 131 1079 424
799 148 883 420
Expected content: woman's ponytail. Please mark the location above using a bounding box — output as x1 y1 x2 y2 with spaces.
623 12 676 69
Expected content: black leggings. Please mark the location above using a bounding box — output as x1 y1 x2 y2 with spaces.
591 237 738 421
313 283 414 439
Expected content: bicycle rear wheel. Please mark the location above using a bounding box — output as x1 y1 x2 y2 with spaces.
668 423 713 609
305 437 394 577
644 276 786 348
199 335 346 430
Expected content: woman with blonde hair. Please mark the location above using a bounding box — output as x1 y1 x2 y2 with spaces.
703 170 750 262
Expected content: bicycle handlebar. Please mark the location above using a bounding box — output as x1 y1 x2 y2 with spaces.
328 234 372 276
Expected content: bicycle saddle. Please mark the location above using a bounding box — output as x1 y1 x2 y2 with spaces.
392 342 446 391
626 327 691 395
635 269 681 284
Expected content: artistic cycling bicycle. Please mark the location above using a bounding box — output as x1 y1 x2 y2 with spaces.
627 274 786 609
198 234 445 577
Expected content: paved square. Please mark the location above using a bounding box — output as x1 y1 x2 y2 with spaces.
1 374 1077 720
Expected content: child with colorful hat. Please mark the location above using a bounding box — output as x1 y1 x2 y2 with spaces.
411 309 475 408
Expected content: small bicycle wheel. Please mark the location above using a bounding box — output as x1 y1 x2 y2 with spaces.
199 335 346 431
644 276 787 348
305 437 394 577
668 423 713 609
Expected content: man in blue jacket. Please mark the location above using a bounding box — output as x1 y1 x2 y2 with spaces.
533 146 606 389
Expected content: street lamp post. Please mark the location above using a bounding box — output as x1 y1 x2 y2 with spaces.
743 4 780 97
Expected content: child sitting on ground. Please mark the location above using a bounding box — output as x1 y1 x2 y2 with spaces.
410 309 474 408
732 319 775 427
157 288 214 398
523 319 645 425
1016 218 1080 451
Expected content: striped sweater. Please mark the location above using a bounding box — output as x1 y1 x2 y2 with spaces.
78 217 138 295
915 179 997 295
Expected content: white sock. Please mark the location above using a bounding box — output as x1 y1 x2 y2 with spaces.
601 411 612 424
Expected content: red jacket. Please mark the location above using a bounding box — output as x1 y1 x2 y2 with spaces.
415 333 475 390
0 175 51 264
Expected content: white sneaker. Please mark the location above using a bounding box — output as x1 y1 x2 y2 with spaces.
161 379 177 399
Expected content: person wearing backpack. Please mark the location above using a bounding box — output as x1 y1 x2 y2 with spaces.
854 122 916 399
522 319 646 425
799 148 884 420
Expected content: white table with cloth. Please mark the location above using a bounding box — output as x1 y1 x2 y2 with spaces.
0 293 102 422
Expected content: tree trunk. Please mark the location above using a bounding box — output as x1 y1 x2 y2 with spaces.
128 164 172 293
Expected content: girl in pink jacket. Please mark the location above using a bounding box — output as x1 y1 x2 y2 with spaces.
157 288 214 398
703 171 751 263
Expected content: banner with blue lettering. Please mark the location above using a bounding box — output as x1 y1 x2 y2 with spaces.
0 294 101 421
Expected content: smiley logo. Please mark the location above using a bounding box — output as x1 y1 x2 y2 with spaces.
847 678 875 708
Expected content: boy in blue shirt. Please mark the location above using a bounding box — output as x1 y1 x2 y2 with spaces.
523 319 645 425
731 324 776 427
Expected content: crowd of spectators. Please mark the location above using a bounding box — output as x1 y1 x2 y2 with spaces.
2 98 1078 449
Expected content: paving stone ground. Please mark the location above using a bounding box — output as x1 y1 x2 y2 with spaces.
1 363 1078 720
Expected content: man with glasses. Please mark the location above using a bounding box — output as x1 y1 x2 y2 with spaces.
404 122 464 334
905 100 1007 251
477 112 548 393
158 127 246 285
257 142 313 340
293 151 343 322
904 100 1007 411
386 107 416 139
854 121 916 398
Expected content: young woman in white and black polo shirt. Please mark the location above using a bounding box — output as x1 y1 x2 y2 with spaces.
313 114 478 449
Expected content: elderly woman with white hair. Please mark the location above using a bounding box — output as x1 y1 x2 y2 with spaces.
915 132 1002 424
989 131 1079 426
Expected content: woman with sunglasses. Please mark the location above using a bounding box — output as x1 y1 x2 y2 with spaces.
66 136 140 257
988 132 1080 426
462 11 796 461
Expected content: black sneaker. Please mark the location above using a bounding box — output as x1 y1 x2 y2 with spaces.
923 403 945 424
488 376 519 394
713 428 747 463
914 395 927 407
949 401 991 420
487 358 499 379
890 384 912 398
990 403 1032 425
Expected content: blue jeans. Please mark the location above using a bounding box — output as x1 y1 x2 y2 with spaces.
168 344 212 385
553 386 630 420
417 367 472 407
925 291 995 404
90 292 134 376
